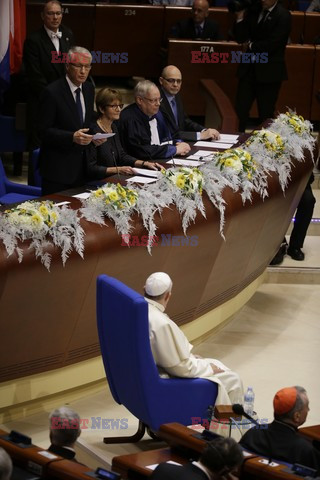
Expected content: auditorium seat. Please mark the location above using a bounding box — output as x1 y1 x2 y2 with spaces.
96 274 218 443
0 157 41 205
303 12 320 43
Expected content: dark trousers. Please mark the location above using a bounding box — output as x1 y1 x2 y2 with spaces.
235 69 282 132
289 181 316 249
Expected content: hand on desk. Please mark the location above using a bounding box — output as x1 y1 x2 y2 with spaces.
176 142 191 156
107 166 135 175
201 128 220 141
144 161 163 170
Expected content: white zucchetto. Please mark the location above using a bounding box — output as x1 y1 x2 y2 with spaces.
145 272 172 296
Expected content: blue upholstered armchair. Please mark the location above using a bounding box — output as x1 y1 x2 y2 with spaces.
96 274 218 443
0 157 41 205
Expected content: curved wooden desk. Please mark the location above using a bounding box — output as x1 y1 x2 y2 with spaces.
0 150 313 409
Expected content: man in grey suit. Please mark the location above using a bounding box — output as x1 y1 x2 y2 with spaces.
159 65 220 141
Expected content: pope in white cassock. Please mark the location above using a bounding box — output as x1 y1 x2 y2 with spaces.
144 272 243 406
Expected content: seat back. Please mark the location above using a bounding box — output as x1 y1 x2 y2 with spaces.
0 115 26 152
96 275 161 427
96 275 218 432
0 158 7 196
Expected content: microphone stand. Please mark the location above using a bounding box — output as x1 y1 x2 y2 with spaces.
111 150 121 183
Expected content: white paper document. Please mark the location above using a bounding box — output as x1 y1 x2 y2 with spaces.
72 192 91 199
187 150 215 161
133 168 161 178
194 141 234 149
126 176 157 184
54 201 71 206
217 134 239 143
92 132 115 140
166 159 202 167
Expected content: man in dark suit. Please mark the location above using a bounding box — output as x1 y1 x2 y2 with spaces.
151 437 243 480
38 46 99 195
159 65 220 141
233 0 291 132
23 0 75 151
170 0 220 40
48 406 81 461
119 80 191 160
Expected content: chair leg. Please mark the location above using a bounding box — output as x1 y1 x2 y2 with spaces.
146 426 161 441
103 420 146 444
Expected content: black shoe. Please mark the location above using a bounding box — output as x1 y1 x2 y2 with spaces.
287 247 305 261
270 243 287 266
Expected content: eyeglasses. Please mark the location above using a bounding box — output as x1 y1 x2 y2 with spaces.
69 63 92 71
163 78 182 85
105 104 124 110
45 11 62 16
142 97 162 105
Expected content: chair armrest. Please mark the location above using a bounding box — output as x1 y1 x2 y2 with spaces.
5 179 42 196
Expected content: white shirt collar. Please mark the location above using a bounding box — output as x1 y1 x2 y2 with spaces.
192 461 212 480
65 75 82 95
145 297 165 313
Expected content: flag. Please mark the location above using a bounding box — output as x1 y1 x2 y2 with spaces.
0 0 26 104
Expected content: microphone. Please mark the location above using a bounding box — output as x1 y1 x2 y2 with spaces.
199 153 214 161
111 149 121 183
232 404 260 428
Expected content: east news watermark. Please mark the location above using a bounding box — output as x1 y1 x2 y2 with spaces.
191 47 268 64
51 417 129 430
51 51 128 64
121 234 199 247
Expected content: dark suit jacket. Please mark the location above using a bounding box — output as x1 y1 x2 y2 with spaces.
48 444 77 461
170 17 220 40
159 87 204 142
240 420 320 471
38 77 95 185
151 463 209 480
23 25 75 96
234 3 291 83
118 103 179 160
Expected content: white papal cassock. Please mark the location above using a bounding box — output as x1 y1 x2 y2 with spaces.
146 297 243 406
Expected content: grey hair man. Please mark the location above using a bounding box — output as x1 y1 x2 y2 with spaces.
144 272 243 406
48 406 81 460
119 80 190 160
0 448 12 480
240 386 320 470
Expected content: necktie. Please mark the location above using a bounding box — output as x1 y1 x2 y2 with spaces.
170 97 178 125
259 9 269 23
75 88 83 124
195 25 203 38
51 31 62 39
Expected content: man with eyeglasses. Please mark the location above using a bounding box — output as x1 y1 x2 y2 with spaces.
159 65 220 141
119 80 191 160
23 0 75 155
170 0 220 40
38 46 101 195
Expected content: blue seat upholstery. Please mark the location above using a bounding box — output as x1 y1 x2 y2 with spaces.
0 157 41 205
96 274 218 440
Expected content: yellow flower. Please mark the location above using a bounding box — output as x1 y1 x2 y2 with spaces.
176 175 185 189
51 212 58 222
31 214 42 226
109 191 119 202
94 189 103 197
39 205 48 216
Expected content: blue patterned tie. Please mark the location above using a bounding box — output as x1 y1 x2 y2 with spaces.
171 97 178 126
75 87 83 124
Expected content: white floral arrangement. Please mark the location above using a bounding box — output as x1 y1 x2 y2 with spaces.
245 129 285 158
160 167 206 234
212 148 268 203
244 129 291 191
162 166 204 196
0 200 84 270
80 183 138 241
270 111 315 162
